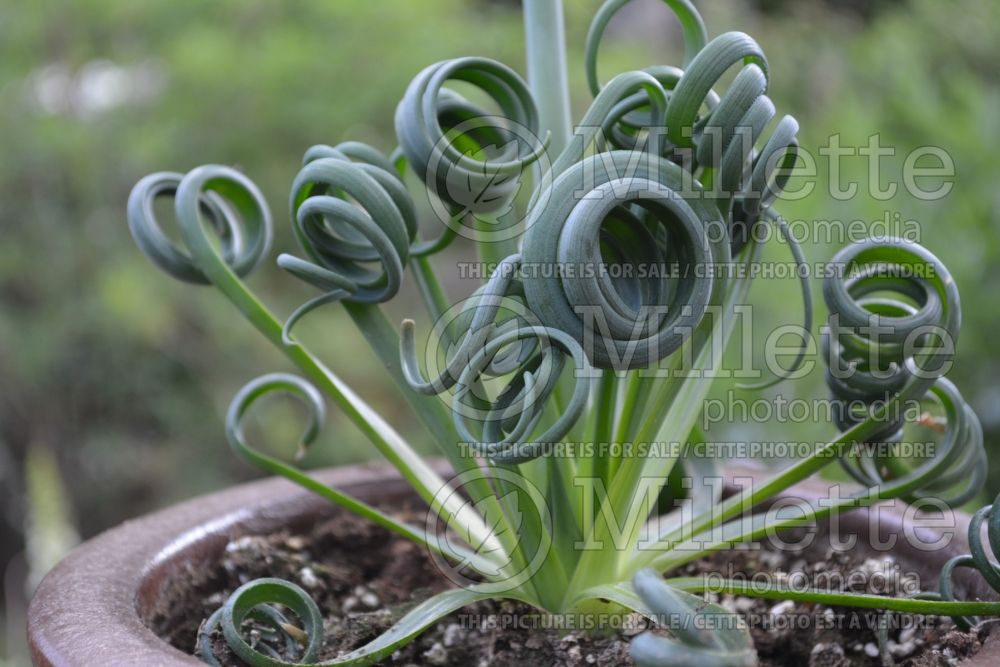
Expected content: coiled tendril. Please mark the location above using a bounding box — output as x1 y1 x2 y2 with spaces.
583 0 705 157
936 490 1000 629
822 237 985 506
127 165 272 284
198 578 324 667
876 490 1000 657
401 254 592 464
281 142 416 303
395 57 547 220
585 0 707 91
522 151 726 370
663 31 800 242
277 141 450 341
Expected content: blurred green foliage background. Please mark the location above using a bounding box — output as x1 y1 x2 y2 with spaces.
1 0 998 662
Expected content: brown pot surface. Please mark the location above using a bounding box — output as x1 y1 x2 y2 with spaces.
27 461 1000 666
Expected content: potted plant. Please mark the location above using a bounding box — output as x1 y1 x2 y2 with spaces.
28 0 1000 665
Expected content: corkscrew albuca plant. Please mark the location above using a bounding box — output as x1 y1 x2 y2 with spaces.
126 1 998 665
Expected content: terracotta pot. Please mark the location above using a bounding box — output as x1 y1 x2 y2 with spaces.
27 461 1000 666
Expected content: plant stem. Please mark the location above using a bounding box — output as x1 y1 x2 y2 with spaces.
523 0 573 156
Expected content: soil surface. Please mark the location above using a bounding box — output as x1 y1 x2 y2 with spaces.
150 508 987 666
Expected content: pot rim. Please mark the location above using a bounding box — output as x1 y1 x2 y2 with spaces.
26 460 1000 666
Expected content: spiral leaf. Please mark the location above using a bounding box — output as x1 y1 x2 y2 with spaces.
453 322 592 464
876 490 1000 648
665 32 768 150
286 143 416 305
937 490 1000 629
822 237 984 506
395 57 546 218
585 0 708 95
588 18 800 250
127 166 273 284
196 578 323 667
547 69 670 178
401 253 528 396
522 151 727 370
226 372 327 466
592 65 714 157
